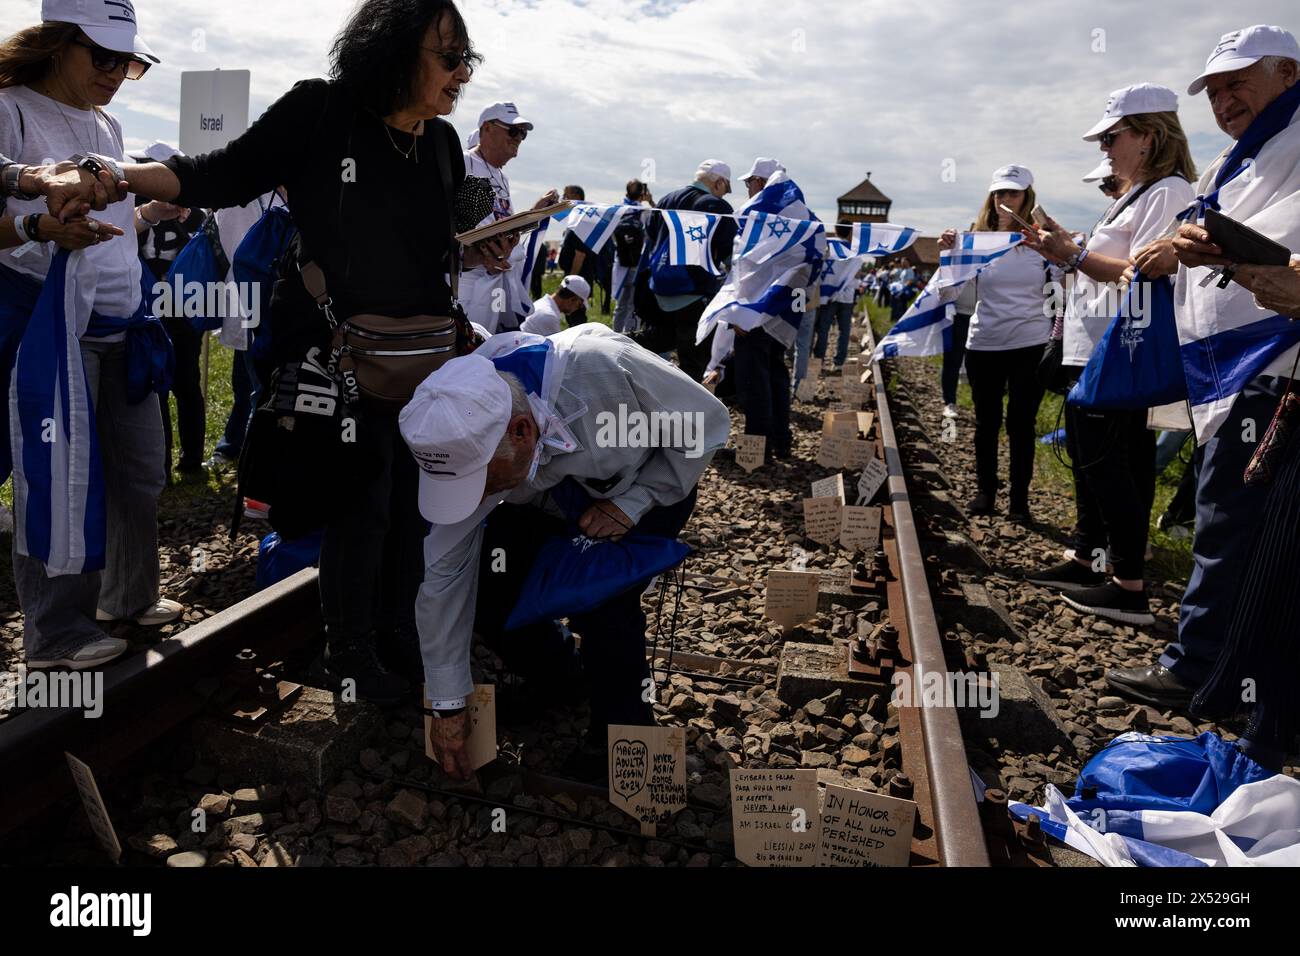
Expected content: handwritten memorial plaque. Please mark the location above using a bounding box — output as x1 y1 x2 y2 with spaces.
810 473 846 503
816 434 846 469
764 569 822 632
856 411 875 435
843 439 873 471
65 753 121 863
736 433 766 473
857 458 889 504
860 367 873 385
802 497 842 545
730 769 820 867
608 725 686 832
840 506 882 552
843 379 870 406
822 411 858 437
816 783 916 867
423 683 498 771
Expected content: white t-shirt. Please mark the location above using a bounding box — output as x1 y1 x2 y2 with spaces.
459 148 530 332
0 86 140 326
966 244 1056 351
520 293 563 336
1062 175 1194 366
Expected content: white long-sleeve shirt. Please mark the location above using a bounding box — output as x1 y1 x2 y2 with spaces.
416 324 730 704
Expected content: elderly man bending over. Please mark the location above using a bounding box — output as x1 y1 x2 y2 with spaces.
400 325 728 780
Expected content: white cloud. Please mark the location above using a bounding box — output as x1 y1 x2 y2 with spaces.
23 0 1297 233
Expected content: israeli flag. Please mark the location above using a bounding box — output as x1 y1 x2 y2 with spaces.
696 169 826 348
820 240 864 299
847 222 918 258
872 232 1021 362
937 230 1021 288
7 250 106 575
563 202 632 257
1172 128 1300 442
662 210 726 275
1007 732 1300 867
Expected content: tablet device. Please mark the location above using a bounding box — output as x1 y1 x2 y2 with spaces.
1203 208 1292 267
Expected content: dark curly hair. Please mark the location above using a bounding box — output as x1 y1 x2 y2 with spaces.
329 0 480 116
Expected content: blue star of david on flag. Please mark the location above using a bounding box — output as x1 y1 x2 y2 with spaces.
663 210 725 275
766 218 792 239
687 225 708 242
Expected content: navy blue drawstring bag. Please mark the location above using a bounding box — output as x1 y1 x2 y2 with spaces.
233 195 295 363
504 532 690 631
255 529 323 591
165 216 229 331
1068 272 1187 410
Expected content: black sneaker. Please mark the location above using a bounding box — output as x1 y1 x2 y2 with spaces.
967 491 995 515
1062 581 1154 626
1025 559 1105 590
322 639 411 706
1008 500 1033 524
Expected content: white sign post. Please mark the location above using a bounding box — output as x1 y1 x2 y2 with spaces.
179 69 250 399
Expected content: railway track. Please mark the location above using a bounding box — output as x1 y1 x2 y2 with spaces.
0 310 999 867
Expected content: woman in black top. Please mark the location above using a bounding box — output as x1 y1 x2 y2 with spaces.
65 0 481 702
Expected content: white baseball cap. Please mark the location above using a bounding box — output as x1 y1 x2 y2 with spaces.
559 275 590 303
1188 25 1300 95
743 157 783 181
988 164 1033 191
1082 158 1113 183
398 354 513 524
698 159 732 182
1082 83 1179 141
478 102 534 131
42 0 159 62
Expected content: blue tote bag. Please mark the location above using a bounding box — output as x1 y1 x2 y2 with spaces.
1068 271 1187 410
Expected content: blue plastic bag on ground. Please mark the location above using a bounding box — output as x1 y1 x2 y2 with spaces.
255 529 322 590
505 533 690 631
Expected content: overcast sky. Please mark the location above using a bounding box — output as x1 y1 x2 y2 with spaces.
17 0 1297 234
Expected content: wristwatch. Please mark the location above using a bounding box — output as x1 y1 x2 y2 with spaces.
2 162 40 201
71 152 124 186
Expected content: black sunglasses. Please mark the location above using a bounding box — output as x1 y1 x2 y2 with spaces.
423 47 477 75
1097 126 1131 149
72 39 151 80
491 121 527 141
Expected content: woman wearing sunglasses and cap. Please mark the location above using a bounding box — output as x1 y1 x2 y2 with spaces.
48 0 490 705
0 0 187 672
938 165 1058 523
1023 84 1195 627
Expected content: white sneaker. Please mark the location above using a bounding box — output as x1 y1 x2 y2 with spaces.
96 598 183 626
943 404 958 418
136 598 184 626
27 636 128 671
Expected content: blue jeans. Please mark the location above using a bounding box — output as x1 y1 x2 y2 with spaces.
1160 375 1286 684
815 299 855 367
791 306 818 389
215 349 260 459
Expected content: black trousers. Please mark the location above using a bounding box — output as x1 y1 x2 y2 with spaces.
964 344 1046 504
160 316 206 471
631 298 713 383
940 313 971 405
733 326 792 455
475 488 698 732
318 409 428 648
1065 403 1155 581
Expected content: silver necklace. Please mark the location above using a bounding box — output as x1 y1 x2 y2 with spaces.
381 118 419 163
45 88 102 155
